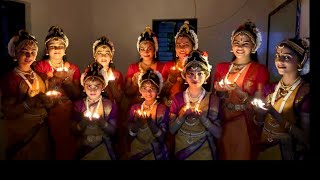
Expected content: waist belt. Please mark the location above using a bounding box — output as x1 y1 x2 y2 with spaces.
226 103 247 111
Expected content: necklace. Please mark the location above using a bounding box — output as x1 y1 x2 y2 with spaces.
187 88 203 103
141 99 158 115
14 67 39 97
271 77 302 113
85 95 102 120
184 87 206 111
49 59 64 71
279 77 301 96
139 61 155 72
224 62 249 84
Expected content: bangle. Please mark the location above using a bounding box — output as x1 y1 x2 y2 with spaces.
167 78 175 85
203 119 210 128
241 92 248 103
176 118 183 125
154 129 162 137
77 124 83 131
102 121 108 128
253 115 264 126
23 101 30 110
129 129 138 137
288 125 293 133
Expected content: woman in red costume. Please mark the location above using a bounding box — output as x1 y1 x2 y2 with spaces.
213 20 269 160
34 26 81 160
1 30 54 160
122 26 165 159
161 20 211 108
81 35 124 158
81 35 123 105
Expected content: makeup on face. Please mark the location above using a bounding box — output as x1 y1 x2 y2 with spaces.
47 40 66 50
140 81 158 94
232 34 253 48
84 78 103 91
275 46 296 62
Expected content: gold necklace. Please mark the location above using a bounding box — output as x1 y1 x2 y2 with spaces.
139 61 154 72
279 77 301 97
49 59 64 69
187 89 203 103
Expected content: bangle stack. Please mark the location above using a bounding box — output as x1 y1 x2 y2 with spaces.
253 115 264 126
241 92 249 103
202 119 210 128
154 129 162 137
129 129 138 137
23 101 30 110
176 118 183 125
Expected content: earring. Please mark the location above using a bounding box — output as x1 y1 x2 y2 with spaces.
156 95 160 98
110 60 113 64
251 51 256 54
184 82 188 84
230 50 233 53
298 65 302 71
204 81 207 84
46 53 49 55
83 89 85 92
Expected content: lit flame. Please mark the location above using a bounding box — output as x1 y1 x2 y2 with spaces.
225 79 232 84
218 79 232 87
46 90 61 96
108 70 115 81
136 109 142 116
172 66 183 72
56 67 68 72
84 111 100 121
194 107 201 114
92 113 100 119
251 98 268 110
135 109 149 118
218 79 224 87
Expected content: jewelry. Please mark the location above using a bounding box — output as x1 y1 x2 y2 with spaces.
179 129 205 144
23 101 30 110
85 95 102 120
129 129 138 136
14 67 39 97
271 77 302 113
232 64 247 72
154 129 162 137
139 61 155 72
278 77 301 97
184 87 206 111
141 99 158 114
224 62 249 84
185 116 199 126
187 88 203 103
49 59 64 71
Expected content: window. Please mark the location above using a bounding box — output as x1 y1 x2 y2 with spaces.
153 19 197 62
0 1 26 77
